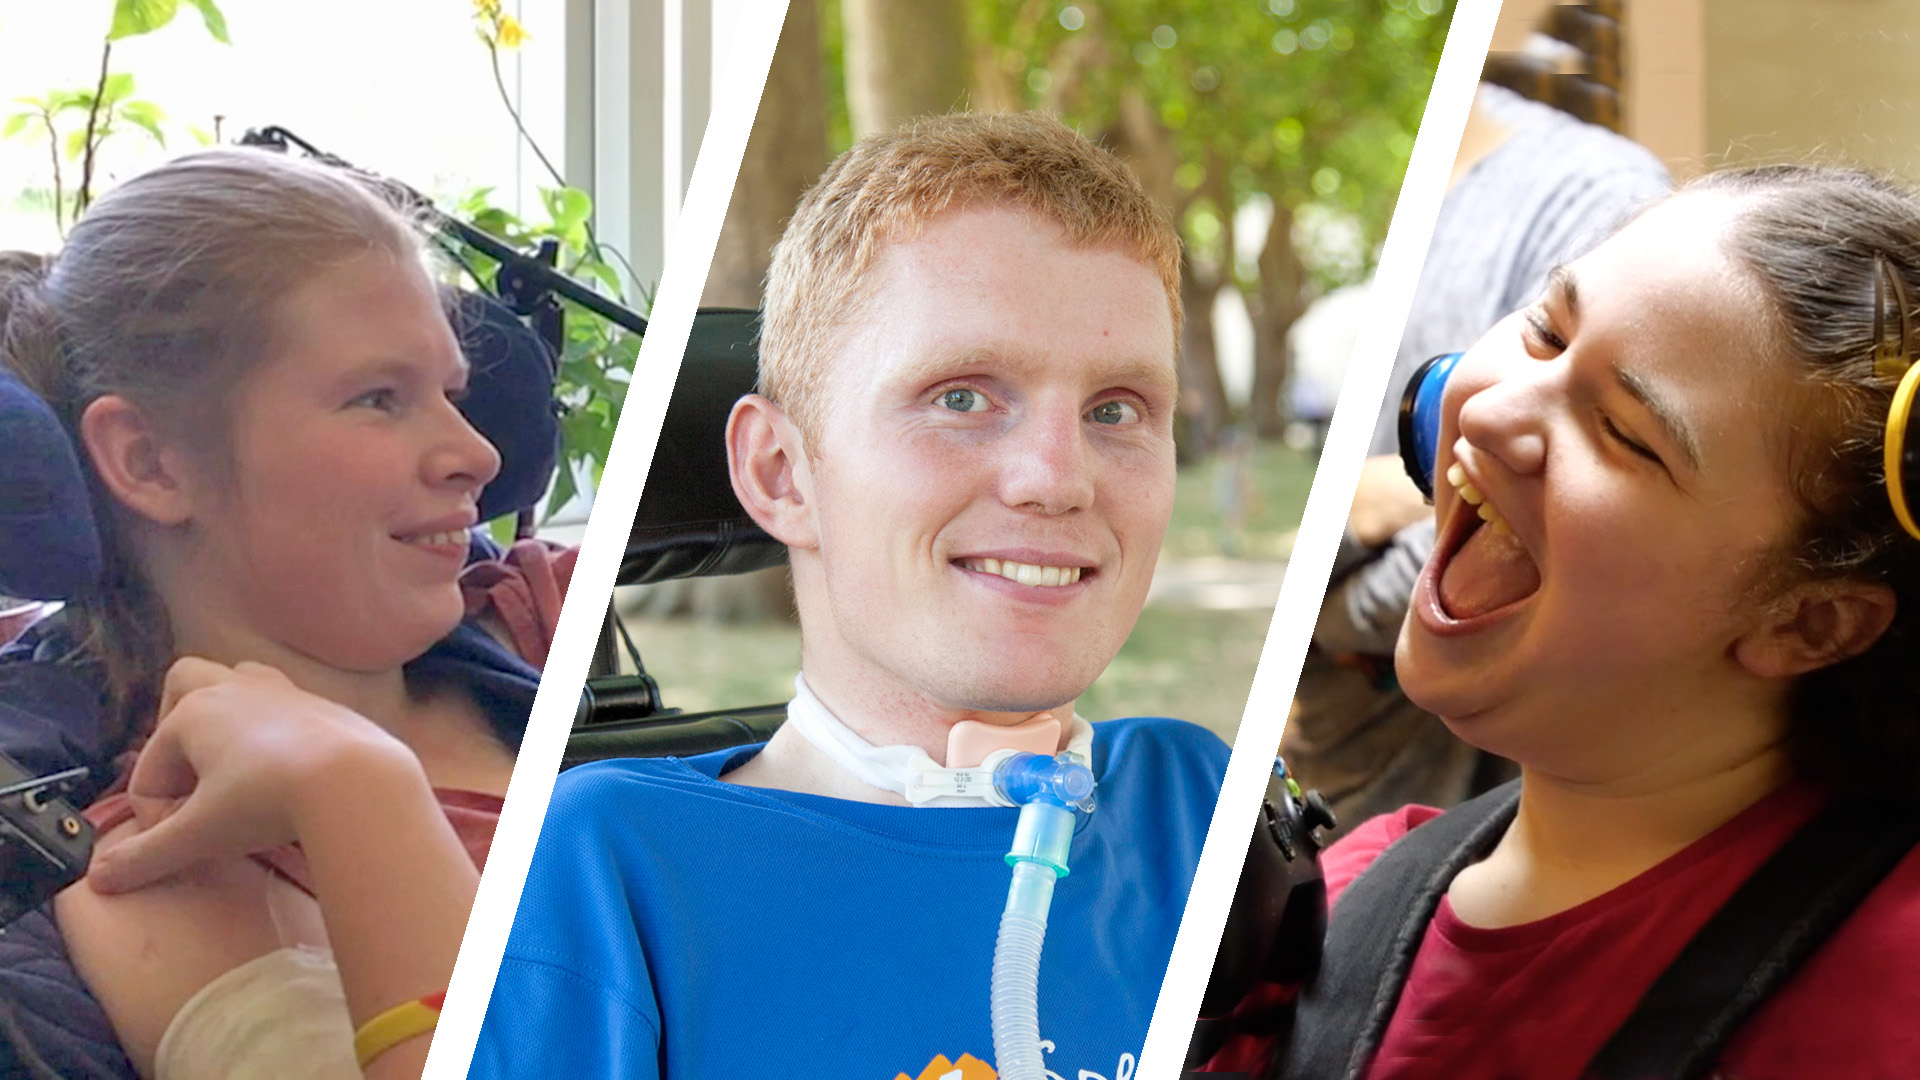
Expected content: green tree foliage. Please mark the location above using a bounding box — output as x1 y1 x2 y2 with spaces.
973 0 1449 290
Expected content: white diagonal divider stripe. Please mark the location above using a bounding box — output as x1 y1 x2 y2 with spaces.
1132 1 1503 1076
423 4 791 1076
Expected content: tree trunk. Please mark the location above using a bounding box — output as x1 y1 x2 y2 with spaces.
841 0 969 137
704 0 829 307
1103 90 1182 212
1180 262 1228 459
1248 199 1308 439
678 0 824 624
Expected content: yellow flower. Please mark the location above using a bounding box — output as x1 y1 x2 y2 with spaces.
496 14 529 48
471 0 501 16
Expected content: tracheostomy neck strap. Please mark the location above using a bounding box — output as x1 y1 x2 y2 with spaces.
782 672 1092 806
783 672 1097 1079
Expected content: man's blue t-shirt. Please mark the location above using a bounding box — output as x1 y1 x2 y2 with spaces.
473 715 1228 1079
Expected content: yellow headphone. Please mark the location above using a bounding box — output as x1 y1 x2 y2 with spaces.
1875 255 1920 541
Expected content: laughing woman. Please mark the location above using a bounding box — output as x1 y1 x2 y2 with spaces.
0 149 534 1079
1277 167 1920 1080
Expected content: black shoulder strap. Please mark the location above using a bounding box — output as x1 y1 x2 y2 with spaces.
1276 786 1920 1080
1275 781 1520 1080
1587 796 1920 1080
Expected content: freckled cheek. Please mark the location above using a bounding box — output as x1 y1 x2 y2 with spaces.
1096 443 1177 534
893 437 1000 510
822 445 983 570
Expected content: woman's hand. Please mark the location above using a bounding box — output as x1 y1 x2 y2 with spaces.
62 655 481 1080
86 657 424 895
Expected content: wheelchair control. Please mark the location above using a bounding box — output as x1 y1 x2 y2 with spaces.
0 752 93 930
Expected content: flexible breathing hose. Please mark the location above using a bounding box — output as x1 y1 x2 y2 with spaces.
989 751 1095 1080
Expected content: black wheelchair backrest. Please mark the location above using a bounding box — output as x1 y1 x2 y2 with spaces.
622 307 787 586
570 308 792 766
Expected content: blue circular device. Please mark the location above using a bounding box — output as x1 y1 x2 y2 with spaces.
1396 351 1464 501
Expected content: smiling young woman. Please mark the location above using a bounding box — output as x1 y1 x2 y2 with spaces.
1269 167 1920 1080
0 149 541 1080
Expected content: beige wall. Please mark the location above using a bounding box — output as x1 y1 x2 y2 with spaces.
1625 0 1920 182
1625 0 1705 176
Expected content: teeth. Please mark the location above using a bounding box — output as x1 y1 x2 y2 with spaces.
965 558 1083 587
1447 463 1513 536
403 531 466 547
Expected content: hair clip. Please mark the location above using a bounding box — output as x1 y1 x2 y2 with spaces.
1875 254 1914 379
1875 255 1920 541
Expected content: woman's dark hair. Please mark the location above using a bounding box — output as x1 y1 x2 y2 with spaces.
1694 165 1920 800
0 148 430 748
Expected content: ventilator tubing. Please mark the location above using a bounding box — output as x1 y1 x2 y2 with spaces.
989 752 1093 1080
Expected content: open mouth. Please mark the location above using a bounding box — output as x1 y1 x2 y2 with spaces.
957 557 1089 588
1433 462 1541 621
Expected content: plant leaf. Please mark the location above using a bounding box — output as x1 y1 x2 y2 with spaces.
470 206 518 239
544 460 578 521
101 73 135 105
182 0 230 43
119 100 164 122
583 259 624 298
64 128 88 160
110 0 182 40
486 515 518 548
119 101 167 145
456 186 497 215
2 114 30 139
540 186 592 231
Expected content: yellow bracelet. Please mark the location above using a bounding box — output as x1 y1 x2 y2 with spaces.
353 990 446 1069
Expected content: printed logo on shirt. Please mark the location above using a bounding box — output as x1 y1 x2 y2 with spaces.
894 1053 996 1080
893 1046 1138 1080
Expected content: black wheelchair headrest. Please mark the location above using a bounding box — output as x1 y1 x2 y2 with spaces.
0 288 560 602
454 290 562 523
621 308 788 585
0 366 99 601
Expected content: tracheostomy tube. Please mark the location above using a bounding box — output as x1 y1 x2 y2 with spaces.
988 750 1096 1080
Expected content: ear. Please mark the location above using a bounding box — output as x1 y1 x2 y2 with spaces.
1733 579 1898 680
77 395 196 526
726 393 818 549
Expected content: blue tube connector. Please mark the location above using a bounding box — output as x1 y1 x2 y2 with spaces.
994 751 1094 877
990 751 1095 1080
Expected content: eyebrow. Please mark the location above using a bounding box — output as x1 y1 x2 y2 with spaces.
1551 264 1702 472
1615 366 1701 472
1547 265 1580 319
329 355 471 393
898 345 1178 397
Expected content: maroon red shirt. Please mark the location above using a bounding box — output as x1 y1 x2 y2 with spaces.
1315 783 1920 1079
